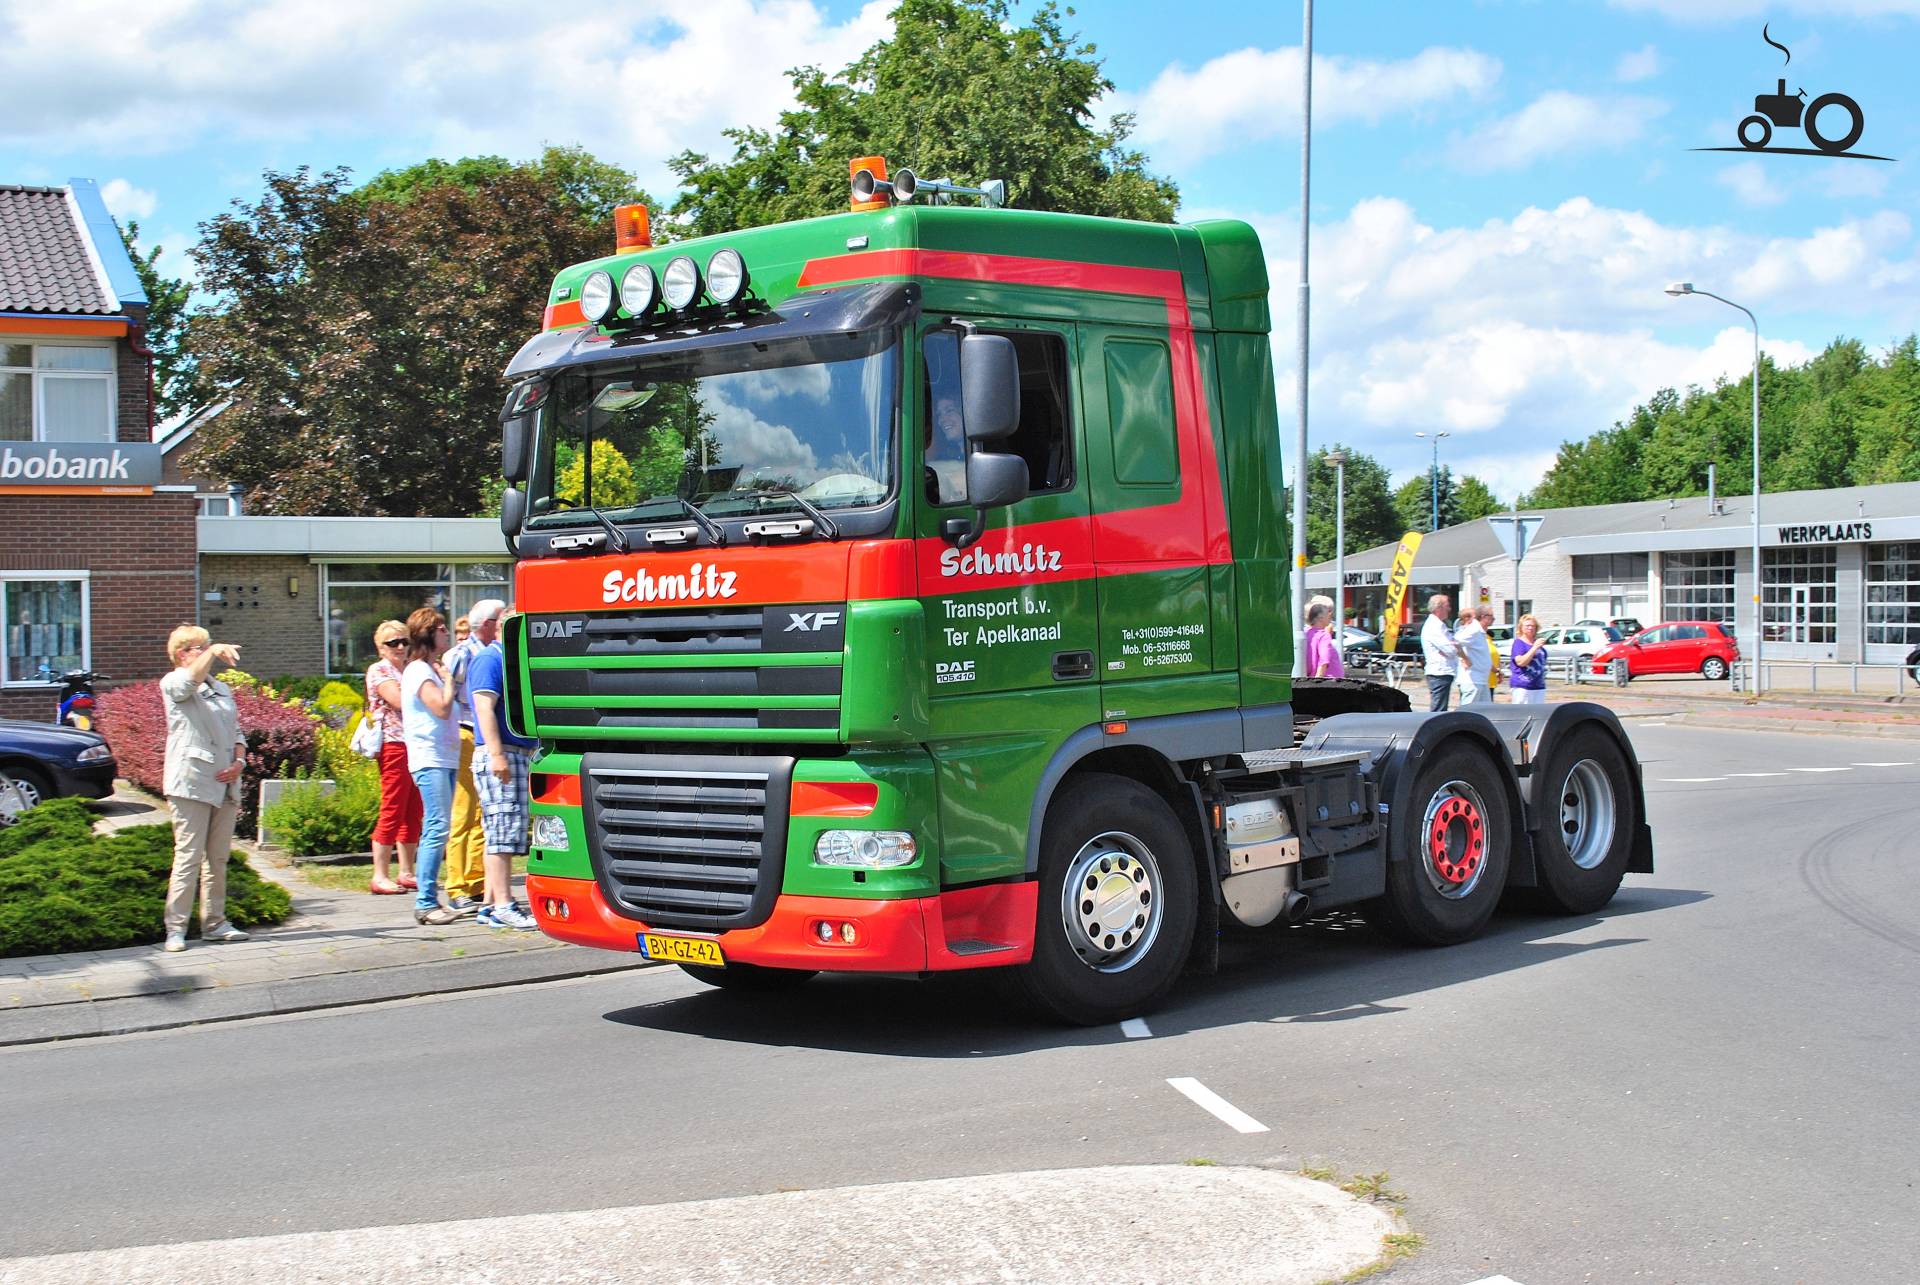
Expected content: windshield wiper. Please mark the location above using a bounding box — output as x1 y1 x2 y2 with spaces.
752 489 840 540
584 503 631 553
674 496 729 547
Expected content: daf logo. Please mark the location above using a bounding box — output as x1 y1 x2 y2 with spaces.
784 611 842 632
529 619 588 640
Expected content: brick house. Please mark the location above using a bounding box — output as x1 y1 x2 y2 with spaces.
0 178 198 719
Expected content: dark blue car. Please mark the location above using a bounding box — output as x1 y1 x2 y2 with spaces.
0 718 117 822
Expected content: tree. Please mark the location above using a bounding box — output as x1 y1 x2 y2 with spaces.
1453 475 1501 522
1394 464 1459 534
120 221 197 418
670 0 1178 237
557 439 638 510
1286 444 1401 563
181 155 656 515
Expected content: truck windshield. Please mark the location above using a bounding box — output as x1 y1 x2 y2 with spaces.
525 340 899 529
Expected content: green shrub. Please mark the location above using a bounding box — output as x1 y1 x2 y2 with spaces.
313 680 364 727
312 721 378 788
269 675 332 702
260 773 380 858
0 799 292 957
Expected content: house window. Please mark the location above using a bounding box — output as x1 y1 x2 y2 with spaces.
0 343 116 443
197 492 241 517
1 575 89 685
322 562 512 674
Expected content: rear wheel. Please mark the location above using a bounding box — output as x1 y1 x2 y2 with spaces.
1529 726 1637 915
1804 93 1864 153
1365 743 1512 946
677 962 817 991
1007 773 1197 1025
1701 656 1729 681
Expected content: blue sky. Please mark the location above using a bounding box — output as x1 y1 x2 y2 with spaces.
2 0 1915 500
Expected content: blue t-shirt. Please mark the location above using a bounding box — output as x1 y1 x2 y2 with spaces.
467 642 537 751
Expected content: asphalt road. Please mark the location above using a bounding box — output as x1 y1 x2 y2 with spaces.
3 722 1917 1284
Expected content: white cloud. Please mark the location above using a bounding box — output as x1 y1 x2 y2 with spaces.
0 0 893 192
1119 45 1500 166
1450 92 1667 172
1225 195 1918 493
1714 160 1787 206
1615 45 1662 82
699 389 818 482
98 178 157 220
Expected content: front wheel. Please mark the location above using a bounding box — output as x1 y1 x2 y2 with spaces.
1737 114 1773 149
1364 742 1512 946
1007 773 1197 1025
677 962 817 991
1528 726 1638 915
1701 656 1729 681
0 767 48 824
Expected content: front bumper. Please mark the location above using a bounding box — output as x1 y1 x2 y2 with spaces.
56 758 116 800
527 872 1035 973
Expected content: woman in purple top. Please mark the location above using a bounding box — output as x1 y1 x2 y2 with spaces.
1304 600 1345 678
1508 613 1548 704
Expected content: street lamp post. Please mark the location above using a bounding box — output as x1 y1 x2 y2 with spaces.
1666 282 1762 692
1289 0 1315 676
1325 449 1347 631
1414 430 1450 531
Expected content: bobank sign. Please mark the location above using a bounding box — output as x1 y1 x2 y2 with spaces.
0 442 161 488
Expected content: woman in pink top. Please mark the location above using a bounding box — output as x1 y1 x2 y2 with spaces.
364 619 421 894
1304 600 1345 678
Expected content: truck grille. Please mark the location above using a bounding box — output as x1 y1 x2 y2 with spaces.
582 753 793 932
521 604 845 741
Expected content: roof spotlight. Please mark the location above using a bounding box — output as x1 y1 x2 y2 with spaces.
662 255 702 310
579 270 614 324
706 249 749 306
620 263 658 316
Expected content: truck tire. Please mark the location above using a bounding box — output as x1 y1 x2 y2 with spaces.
1007 773 1198 1026
677 962 817 991
1528 725 1637 915
1364 742 1511 946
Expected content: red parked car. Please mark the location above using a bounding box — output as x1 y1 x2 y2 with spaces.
1591 620 1739 681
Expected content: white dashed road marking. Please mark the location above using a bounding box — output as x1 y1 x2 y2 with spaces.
1854 761 1916 767
1788 766 1851 773
1120 1018 1152 1039
1658 776 1727 783
1166 1077 1269 1134
1725 771 1788 777
1464 1276 1529 1285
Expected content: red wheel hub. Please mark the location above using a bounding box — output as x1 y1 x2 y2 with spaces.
1426 795 1485 885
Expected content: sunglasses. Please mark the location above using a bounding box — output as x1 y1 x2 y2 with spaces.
379 639 406 649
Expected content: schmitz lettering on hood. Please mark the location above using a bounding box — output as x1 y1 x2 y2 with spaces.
601 562 740 605
939 542 1064 579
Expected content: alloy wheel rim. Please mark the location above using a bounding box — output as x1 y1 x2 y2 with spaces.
1560 759 1616 870
1421 779 1489 899
1060 830 1164 973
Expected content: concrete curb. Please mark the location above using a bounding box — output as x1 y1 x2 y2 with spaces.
0 949 656 1047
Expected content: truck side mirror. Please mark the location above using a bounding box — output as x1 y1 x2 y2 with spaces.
500 485 526 549
941 452 1028 549
960 334 1020 442
499 379 547 483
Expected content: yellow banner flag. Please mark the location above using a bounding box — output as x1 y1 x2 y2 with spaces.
1379 530 1424 656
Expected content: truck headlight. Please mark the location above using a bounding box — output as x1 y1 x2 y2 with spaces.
814 829 916 868
532 815 570 851
620 263 657 316
706 248 748 305
662 255 702 310
579 270 614 323
76 744 113 763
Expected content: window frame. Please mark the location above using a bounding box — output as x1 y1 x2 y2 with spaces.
0 341 118 444
0 572 91 687
320 560 513 676
920 321 1078 510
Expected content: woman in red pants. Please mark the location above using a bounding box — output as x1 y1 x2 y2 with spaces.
363 619 421 893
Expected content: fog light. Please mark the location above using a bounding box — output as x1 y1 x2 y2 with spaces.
662 255 701 310
541 897 570 921
532 815 569 851
815 920 835 943
579 270 614 323
840 921 858 944
814 829 916 868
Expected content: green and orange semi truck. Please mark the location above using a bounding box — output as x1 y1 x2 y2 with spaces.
496 163 1652 1024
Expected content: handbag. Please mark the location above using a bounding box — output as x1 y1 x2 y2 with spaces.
350 712 385 758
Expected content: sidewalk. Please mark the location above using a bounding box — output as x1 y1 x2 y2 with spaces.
0 788 651 1047
1540 675 1920 738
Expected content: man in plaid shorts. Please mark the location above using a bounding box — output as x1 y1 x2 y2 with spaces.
466 622 538 929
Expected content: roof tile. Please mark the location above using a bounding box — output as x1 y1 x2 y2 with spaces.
0 184 115 314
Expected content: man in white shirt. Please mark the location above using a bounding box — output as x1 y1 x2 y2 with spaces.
1453 605 1492 705
1419 595 1464 711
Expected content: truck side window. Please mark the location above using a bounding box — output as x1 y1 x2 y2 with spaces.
923 328 1074 507
1104 337 1177 486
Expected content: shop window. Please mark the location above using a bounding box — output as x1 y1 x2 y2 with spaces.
0 344 115 443
1866 542 1920 649
1762 546 1837 645
1 577 88 684
323 562 512 674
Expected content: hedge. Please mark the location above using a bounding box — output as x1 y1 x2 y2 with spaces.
0 798 292 957
96 677 319 830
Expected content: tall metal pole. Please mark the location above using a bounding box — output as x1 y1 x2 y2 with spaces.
1289 0 1313 675
1510 497 1521 626
1430 438 1439 531
1335 458 1346 627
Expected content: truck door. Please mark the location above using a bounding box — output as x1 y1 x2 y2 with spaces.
1080 325 1220 716
917 320 1097 704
